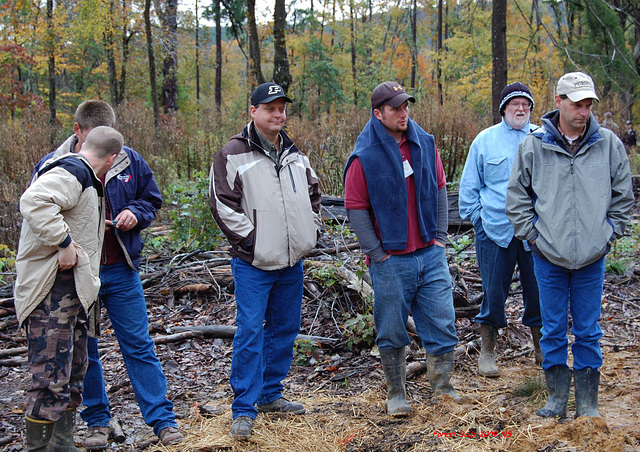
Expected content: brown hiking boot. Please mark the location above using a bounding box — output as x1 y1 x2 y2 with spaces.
158 426 183 446
229 416 254 440
257 398 305 414
84 426 110 450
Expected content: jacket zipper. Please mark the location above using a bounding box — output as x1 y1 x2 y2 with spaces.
288 165 297 193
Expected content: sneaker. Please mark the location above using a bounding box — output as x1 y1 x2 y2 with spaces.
229 416 253 440
256 397 305 414
158 426 183 446
84 426 110 450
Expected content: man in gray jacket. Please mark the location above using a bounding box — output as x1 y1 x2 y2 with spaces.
506 72 634 419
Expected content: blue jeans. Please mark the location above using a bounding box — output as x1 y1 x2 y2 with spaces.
368 245 458 355
80 262 177 436
474 222 541 328
532 255 605 371
230 258 303 419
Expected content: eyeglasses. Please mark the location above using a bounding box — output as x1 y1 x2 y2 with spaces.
508 101 532 111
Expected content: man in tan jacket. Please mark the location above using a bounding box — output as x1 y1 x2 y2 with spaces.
209 82 322 440
15 127 122 451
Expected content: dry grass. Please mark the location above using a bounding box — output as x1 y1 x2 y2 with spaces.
149 351 640 452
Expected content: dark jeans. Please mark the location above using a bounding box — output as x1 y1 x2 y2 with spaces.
474 221 541 328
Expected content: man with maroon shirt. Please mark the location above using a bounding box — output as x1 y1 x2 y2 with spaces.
344 82 459 417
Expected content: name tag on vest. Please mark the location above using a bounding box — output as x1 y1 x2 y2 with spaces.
403 159 414 178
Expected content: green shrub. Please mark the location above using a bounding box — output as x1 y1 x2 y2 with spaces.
0 243 16 284
293 339 321 366
163 172 223 253
343 313 376 350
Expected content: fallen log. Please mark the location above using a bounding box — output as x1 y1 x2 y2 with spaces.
169 325 338 345
0 346 27 359
0 357 25 367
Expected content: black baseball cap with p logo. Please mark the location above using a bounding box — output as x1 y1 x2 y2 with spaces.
251 83 293 106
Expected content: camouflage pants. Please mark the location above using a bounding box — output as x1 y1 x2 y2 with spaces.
25 269 88 421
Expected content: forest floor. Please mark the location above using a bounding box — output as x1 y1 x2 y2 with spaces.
1 207 640 452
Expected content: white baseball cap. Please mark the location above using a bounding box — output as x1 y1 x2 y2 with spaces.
556 72 599 102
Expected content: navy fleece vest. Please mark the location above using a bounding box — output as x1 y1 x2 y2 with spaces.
344 112 439 250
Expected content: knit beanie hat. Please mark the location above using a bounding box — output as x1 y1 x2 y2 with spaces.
499 82 535 116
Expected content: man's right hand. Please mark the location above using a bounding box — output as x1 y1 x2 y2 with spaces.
58 243 78 270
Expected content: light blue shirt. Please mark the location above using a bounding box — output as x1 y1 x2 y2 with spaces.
459 118 536 248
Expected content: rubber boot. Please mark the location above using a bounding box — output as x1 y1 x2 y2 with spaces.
379 348 412 417
536 365 572 418
478 324 500 377
426 351 461 401
530 326 543 366
25 416 53 452
49 408 81 451
574 368 601 418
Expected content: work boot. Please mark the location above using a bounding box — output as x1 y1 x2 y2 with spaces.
574 367 601 418
25 416 53 452
478 324 500 377
536 365 572 418
229 416 253 440
530 326 543 366
49 408 80 451
158 426 184 446
257 397 305 414
84 426 110 450
379 347 412 417
427 351 461 401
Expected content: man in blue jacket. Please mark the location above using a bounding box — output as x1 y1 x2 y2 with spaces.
344 82 460 417
459 82 542 378
34 100 182 448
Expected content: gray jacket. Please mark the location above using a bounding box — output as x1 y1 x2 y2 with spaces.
506 111 634 270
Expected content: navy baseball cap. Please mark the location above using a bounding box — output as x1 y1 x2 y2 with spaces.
251 83 292 106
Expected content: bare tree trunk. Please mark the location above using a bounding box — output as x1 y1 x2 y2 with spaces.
145 0 160 130
160 0 178 114
492 0 507 124
410 0 417 89
247 0 265 85
119 0 132 105
436 0 443 105
273 0 292 92
349 0 357 107
196 0 200 102
105 0 119 105
46 0 57 146
215 0 222 110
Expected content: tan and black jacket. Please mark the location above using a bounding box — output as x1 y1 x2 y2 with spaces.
14 153 105 327
209 122 322 270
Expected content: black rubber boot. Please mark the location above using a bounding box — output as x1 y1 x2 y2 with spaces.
49 408 81 451
536 365 572 418
25 416 53 452
478 324 500 377
379 347 412 417
427 351 461 401
574 367 601 418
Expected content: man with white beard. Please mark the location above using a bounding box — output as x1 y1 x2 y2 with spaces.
459 82 542 378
